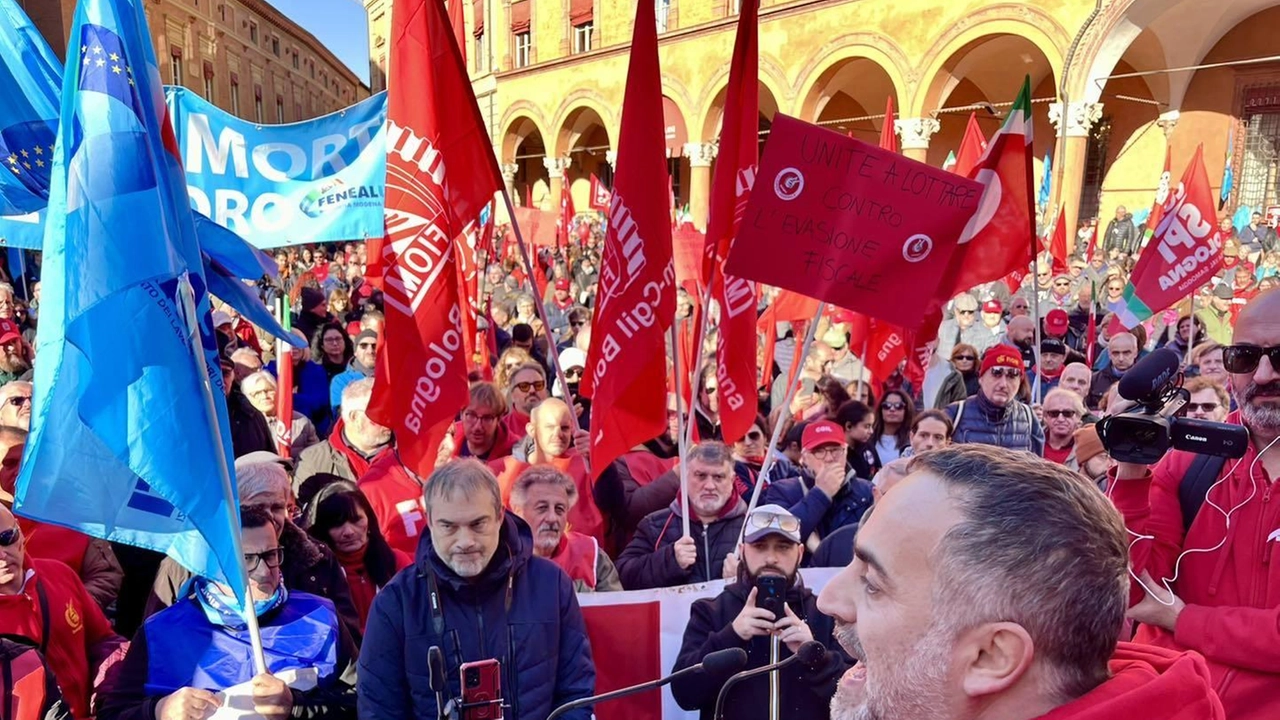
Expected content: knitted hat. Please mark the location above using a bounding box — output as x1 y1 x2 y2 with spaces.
1073 425 1106 465
300 285 327 312
980 344 1023 376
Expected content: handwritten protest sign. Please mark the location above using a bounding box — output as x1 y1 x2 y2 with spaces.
725 114 983 329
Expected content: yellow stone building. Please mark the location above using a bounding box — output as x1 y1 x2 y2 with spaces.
365 0 1277 253
30 0 369 123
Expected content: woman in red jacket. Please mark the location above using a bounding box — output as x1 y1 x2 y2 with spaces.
305 482 411 629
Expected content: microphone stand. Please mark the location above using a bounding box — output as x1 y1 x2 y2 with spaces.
713 642 823 720
545 663 703 720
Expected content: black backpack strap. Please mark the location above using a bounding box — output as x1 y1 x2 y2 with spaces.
1178 454 1229 535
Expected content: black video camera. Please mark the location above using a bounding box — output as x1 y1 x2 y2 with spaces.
1095 348 1249 464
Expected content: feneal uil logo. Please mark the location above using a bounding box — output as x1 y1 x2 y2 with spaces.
902 234 933 263
774 167 804 201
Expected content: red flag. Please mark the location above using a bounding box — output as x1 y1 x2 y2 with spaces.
580 0 676 478
367 0 503 478
559 185 577 248
275 298 294 457
704 0 759 444
1002 265 1029 294
879 96 897 153
953 112 988 178
1115 145 1223 327
1084 220 1099 263
1048 205 1069 274
756 290 820 387
448 0 466 65
863 320 908 387
589 173 612 211
456 220 484 372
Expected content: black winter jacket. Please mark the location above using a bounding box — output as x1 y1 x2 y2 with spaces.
616 499 747 590
670 578 852 720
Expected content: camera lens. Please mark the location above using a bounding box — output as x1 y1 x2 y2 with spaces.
466 668 480 687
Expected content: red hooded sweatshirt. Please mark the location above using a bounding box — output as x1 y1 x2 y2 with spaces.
1109 413 1279 720
1036 643 1223 719
358 452 427 557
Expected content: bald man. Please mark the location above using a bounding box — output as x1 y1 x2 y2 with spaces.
1089 332 1138 409
491 398 605 547
1110 288 1280 720
999 316 1038 372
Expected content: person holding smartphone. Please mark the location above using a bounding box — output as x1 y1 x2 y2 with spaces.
670 505 852 720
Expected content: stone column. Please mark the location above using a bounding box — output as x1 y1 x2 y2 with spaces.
684 142 717 232
894 117 940 164
1156 110 1180 140
1049 101 1104 254
604 150 617 168
543 155 571 211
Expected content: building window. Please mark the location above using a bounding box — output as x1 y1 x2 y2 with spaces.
573 22 593 54
203 74 214 101
271 37 280 57
513 31 531 68
292 52 299 70
309 61 315 79
655 0 671 32
276 96 284 123
219 3 227 22
474 32 484 71
230 79 241 116
255 95 263 123
249 21 258 44
169 52 183 83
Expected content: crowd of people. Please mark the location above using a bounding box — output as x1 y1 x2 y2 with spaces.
0 208 1275 720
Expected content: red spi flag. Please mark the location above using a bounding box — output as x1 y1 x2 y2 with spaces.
367 0 503 478
705 0 759 444
1116 145 1223 328
725 115 983 330
953 112 988 178
580 0 676 478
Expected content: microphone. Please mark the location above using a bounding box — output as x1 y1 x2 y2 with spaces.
713 641 826 720
428 646 446 720
1116 347 1181 403
545 647 748 720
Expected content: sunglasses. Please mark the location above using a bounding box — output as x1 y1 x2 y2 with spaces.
1223 345 1280 374
957 309 976 316
5 396 30 408
565 367 584 379
1044 409 1078 419
748 511 800 535
882 401 905 411
744 430 763 442
244 548 285 572
1185 403 1219 413
953 354 976 362
357 342 377 350
0 527 19 547
514 380 547 393
989 367 1022 380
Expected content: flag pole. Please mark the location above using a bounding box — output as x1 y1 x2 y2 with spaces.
677 280 716 539
670 322 691 537
1186 291 1197 366
1031 252 1043 405
737 301 827 551
184 282 268 676
499 190 573 408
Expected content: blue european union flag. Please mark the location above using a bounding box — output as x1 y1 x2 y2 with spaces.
14 0 247 602
0 0 62 214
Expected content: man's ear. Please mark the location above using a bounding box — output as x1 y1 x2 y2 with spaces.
957 622 1035 699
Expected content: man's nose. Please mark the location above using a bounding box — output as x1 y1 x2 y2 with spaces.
1255 354 1279 385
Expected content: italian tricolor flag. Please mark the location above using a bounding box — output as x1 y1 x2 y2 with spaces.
940 76 1036 298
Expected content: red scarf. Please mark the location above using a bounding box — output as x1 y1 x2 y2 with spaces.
328 418 387 478
335 548 376 627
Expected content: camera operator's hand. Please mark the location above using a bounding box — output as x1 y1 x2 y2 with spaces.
773 604 815 654
673 535 698 571
733 587 778 642
1126 571 1185 632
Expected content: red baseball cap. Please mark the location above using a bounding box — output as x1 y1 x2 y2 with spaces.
832 310 856 325
0 319 20 345
1045 308 1069 336
802 420 846 451
981 299 1003 314
554 278 571 291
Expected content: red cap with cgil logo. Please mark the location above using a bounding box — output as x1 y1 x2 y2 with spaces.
802 420 847 451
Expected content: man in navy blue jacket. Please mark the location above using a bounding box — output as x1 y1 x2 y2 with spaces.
357 459 595 720
761 421 873 550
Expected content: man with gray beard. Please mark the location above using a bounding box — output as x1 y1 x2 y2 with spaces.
818 444 1225 720
1111 287 1280 720
0 319 31 385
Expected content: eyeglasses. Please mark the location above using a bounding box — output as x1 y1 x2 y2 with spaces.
748 511 800 535
953 354 976 362
1044 409 1078 419
565 367 584 379
357 342 377 350
244 548 284 572
808 446 845 461
462 410 499 425
957 309 976 316
988 367 1021 380
1185 403 1220 413
5 396 30 408
881 401 905 411
247 388 274 399
1223 344 1280 374
513 380 547 393
0 527 20 547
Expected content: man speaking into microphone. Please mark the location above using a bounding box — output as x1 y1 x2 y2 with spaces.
670 504 852 719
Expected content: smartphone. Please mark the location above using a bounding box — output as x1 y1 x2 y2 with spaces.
460 659 503 720
755 575 787 620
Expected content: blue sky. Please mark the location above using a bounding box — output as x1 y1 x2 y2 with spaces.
267 0 371 85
